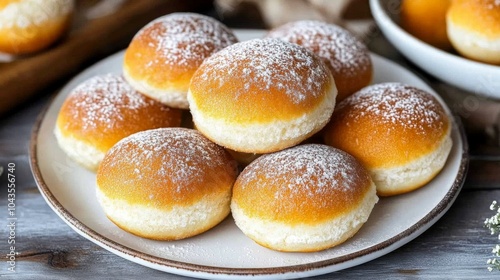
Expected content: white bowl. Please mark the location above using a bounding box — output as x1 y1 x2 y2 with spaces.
370 0 500 99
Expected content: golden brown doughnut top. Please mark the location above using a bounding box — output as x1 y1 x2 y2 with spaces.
124 13 238 88
97 128 238 208
233 144 372 225
189 38 334 123
267 20 372 80
448 0 500 37
325 83 450 168
56 74 181 151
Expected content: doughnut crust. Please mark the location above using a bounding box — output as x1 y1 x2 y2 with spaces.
96 128 239 240
267 20 373 101
400 0 452 50
231 144 378 252
55 74 182 171
323 83 452 196
447 0 500 64
0 0 74 54
188 38 337 153
123 13 238 108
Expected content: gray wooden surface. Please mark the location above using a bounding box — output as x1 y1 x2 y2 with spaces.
2 14 500 280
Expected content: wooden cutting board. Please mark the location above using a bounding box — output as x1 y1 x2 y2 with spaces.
0 0 213 116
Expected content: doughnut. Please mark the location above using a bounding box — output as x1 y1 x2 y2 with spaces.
447 0 500 64
400 0 452 50
123 13 238 109
0 0 74 55
231 144 378 252
323 83 452 196
188 38 337 153
266 20 373 102
96 128 239 240
54 74 182 171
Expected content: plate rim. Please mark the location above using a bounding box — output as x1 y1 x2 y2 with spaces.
29 42 470 279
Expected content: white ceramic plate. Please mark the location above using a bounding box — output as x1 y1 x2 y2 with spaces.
370 0 500 99
30 30 468 279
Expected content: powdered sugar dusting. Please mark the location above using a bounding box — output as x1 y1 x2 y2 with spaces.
0 0 73 29
238 144 370 208
63 74 173 132
339 83 447 134
135 13 238 67
106 128 233 195
267 20 371 78
195 38 330 104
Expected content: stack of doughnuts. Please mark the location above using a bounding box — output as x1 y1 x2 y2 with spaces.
185 20 382 251
54 13 453 251
55 13 242 242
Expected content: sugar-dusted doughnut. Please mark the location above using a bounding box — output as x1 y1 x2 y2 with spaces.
55 74 182 171
231 144 378 252
447 0 500 64
96 128 239 240
123 13 238 109
267 20 373 101
323 83 452 196
0 0 74 54
400 0 452 50
188 38 337 153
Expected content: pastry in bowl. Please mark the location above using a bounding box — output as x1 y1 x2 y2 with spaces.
446 0 500 64
400 0 452 50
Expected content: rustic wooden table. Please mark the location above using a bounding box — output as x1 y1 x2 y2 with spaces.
2 3 500 280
